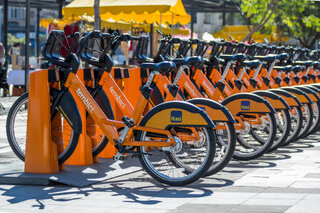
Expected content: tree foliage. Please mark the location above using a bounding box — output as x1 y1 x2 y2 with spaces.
237 0 277 42
275 0 320 48
238 0 320 48
7 33 25 46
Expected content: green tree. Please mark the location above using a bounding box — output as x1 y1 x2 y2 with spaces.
237 0 278 42
7 33 25 46
275 0 320 48
238 0 320 48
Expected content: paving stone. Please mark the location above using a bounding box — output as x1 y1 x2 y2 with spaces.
304 173 320 178
190 192 257 205
285 200 320 213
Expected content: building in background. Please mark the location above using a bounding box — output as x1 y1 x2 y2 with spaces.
187 12 242 39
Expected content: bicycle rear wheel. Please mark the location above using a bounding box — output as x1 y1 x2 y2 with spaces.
297 103 313 139
268 109 291 152
6 93 79 164
233 113 276 160
205 122 236 176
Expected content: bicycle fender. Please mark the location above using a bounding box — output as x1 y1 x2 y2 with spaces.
293 86 320 102
187 98 236 123
221 93 276 116
252 90 291 110
310 84 320 91
269 89 303 107
305 85 320 98
139 101 215 129
280 87 313 104
57 90 82 134
150 84 165 106
88 86 114 120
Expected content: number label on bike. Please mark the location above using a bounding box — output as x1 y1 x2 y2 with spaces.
171 111 182 123
241 101 250 110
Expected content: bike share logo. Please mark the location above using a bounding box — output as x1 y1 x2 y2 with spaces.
109 86 126 109
202 81 214 96
184 82 197 97
76 88 95 113
171 111 182 123
241 101 250 110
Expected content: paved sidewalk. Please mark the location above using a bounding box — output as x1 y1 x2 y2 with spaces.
0 97 320 212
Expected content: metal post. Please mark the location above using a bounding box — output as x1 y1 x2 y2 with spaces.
3 0 8 72
190 2 194 40
190 3 195 56
171 13 174 56
25 0 30 91
58 0 63 19
171 12 174 38
160 13 162 32
149 23 153 58
222 3 226 26
36 8 41 57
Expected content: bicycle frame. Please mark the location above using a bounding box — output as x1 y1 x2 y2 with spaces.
64 71 176 148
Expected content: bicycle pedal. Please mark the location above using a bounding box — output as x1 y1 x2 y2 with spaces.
113 155 127 161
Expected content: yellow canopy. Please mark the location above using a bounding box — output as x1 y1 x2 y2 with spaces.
213 25 289 43
63 0 190 25
40 16 189 35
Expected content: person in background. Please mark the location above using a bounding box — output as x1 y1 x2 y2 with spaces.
0 42 8 97
0 42 5 68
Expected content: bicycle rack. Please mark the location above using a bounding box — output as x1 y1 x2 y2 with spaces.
98 67 142 158
64 69 95 166
25 69 60 174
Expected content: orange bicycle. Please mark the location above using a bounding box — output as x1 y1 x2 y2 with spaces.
6 31 217 186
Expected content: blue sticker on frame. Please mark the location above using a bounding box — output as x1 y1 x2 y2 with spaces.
171 111 182 123
241 101 250 110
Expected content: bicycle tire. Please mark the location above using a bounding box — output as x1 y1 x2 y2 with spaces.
205 122 236 176
233 113 276 161
6 93 79 164
305 101 320 136
282 106 303 146
297 103 313 139
268 109 291 152
136 126 216 186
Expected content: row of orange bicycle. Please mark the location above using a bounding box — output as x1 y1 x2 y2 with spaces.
6 30 320 186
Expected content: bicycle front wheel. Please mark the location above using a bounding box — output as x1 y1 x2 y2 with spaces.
136 126 215 186
6 93 79 164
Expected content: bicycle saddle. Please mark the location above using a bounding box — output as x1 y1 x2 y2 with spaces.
268 53 289 60
292 65 303 73
293 60 313 67
313 61 320 69
140 61 176 73
219 53 247 62
172 56 204 67
274 65 292 72
253 55 277 62
244 60 262 69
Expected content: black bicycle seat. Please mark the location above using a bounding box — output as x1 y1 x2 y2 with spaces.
219 53 247 62
293 60 313 67
274 65 292 72
268 53 289 60
313 61 320 69
253 55 277 62
172 56 204 67
244 60 262 69
292 65 303 73
140 61 176 73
